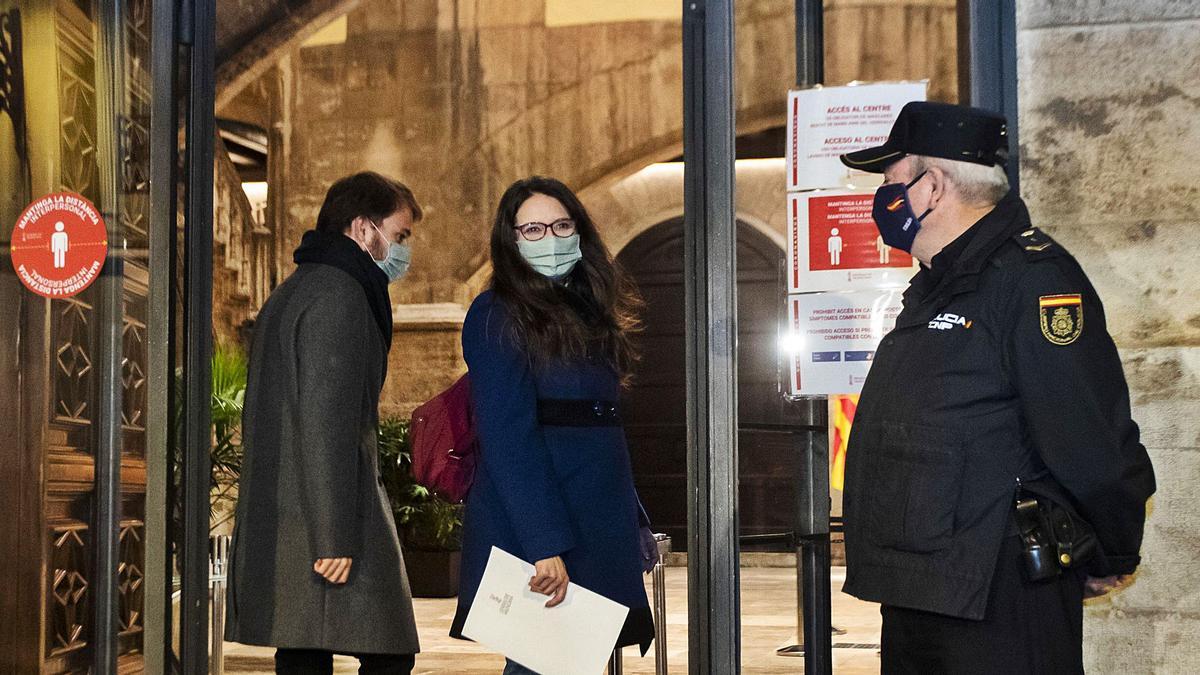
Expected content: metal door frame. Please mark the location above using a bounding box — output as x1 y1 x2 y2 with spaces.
179 0 217 672
143 0 181 670
682 1 740 672
959 0 1021 190
681 1 1019 671
145 0 217 671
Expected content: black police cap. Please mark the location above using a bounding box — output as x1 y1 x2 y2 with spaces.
839 101 1009 173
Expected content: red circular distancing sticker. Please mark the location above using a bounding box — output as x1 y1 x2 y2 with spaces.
10 192 108 298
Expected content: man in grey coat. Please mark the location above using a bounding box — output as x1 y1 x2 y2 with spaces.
226 172 422 674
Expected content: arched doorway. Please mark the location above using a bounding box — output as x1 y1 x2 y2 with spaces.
618 218 795 551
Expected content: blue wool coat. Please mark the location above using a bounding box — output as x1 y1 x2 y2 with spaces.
450 290 654 652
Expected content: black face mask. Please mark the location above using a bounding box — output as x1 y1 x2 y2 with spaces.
871 171 933 253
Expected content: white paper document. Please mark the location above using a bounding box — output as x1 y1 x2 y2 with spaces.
784 289 904 396
462 547 630 675
786 81 928 191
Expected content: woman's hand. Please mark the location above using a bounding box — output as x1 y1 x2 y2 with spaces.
313 557 353 584
530 556 569 607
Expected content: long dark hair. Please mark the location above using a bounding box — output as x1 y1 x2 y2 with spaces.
489 176 642 382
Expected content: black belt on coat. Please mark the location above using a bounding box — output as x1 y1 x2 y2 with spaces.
537 398 622 427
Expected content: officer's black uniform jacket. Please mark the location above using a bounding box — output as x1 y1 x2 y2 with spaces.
842 190 1156 621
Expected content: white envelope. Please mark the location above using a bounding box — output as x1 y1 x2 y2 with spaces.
462 546 630 675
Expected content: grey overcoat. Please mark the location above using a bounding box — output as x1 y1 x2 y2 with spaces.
225 264 420 655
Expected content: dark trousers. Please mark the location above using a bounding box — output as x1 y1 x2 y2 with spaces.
880 535 1085 675
274 648 415 675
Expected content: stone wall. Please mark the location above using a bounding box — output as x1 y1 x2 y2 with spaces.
379 161 791 419
1016 2 1200 670
270 0 958 306
380 304 468 418
239 0 958 415
212 134 277 347
276 0 800 308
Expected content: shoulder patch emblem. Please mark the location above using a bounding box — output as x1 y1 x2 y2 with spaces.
1039 294 1083 345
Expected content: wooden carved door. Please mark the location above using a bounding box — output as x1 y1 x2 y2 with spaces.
0 0 157 671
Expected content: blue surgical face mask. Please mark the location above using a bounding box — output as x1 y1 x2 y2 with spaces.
517 233 582 278
872 171 933 253
369 221 411 283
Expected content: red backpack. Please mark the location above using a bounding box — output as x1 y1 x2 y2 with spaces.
409 374 478 503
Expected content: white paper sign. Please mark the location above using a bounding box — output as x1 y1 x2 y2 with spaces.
787 189 920 293
462 547 630 675
786 81 928 191
784 290 904 396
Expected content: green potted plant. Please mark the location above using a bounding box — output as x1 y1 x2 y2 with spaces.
171 342 248 537
209 343 248 530
377 416 464 598
168 342 248 668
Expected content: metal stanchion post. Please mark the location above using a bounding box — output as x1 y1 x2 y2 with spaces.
654 534 672 675
608 649 623 675
614 533 672 674
774 408 834 674
209 535 230 675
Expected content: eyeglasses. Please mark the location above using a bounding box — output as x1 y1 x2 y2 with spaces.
512 218 577 242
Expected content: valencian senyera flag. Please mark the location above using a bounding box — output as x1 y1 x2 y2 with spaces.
830 394 859 491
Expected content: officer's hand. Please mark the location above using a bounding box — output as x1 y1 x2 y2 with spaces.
1084 574 1133 599
314 557 353 584
531 556 570 608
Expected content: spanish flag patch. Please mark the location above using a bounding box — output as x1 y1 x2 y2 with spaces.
1039 294 1083 345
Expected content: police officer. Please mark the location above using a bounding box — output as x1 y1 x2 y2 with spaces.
838 102 1156 673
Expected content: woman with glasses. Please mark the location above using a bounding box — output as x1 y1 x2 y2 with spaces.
449 176 656 673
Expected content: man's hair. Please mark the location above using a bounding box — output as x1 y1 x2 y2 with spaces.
315 171 423 234
910 155 1009 206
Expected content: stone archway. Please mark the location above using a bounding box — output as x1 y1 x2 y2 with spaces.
215 0 959 303
215 0 360 108
250 0 960 417
617 217 795 551
461 158 790 302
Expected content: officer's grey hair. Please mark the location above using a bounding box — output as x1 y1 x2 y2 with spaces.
910 155 1010 207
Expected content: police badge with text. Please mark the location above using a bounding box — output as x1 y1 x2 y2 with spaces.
928 312 972 331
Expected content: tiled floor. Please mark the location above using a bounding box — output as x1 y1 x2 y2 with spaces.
222 565 883 674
